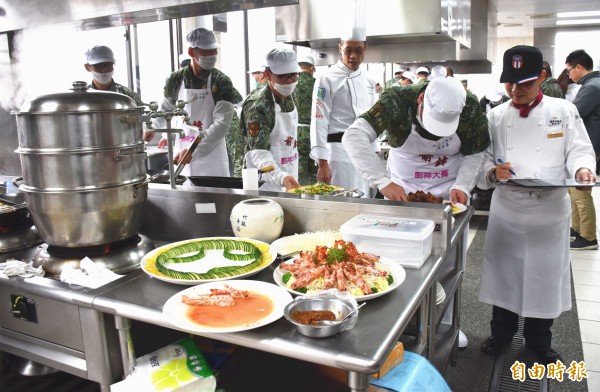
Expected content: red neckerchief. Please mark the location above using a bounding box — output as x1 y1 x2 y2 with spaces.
512 89 543 117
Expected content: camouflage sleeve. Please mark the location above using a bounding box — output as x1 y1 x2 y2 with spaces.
163 69 186 105
241 91 275 152
211 69 243 105
116 84 143 106
358 85 415 147
456 92 490 155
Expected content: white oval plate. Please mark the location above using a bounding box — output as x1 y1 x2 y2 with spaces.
141 237 276 285
272 258 406 301
270 231 342 256
444 201 467 215
163 280 293 333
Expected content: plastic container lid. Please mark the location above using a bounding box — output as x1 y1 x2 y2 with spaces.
340 215 434 240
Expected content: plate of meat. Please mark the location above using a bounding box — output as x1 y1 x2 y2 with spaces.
163 280 293 333
272 240 406 301
406 190 443 204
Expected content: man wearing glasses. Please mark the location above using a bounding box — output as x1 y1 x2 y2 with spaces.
240 47 301 191
565 49 600 250
310 28 377 196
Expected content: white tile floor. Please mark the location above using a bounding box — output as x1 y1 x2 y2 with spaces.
467 187 600 391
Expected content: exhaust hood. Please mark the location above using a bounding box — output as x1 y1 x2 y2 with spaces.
275 0 492 73
0 0 299 32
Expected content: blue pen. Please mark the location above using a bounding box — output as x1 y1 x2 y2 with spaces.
497 158 516 176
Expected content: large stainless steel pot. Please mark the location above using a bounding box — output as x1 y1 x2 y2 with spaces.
23 183 147 247
14 81 149 247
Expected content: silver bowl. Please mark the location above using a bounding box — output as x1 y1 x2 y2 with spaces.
283 297 356 338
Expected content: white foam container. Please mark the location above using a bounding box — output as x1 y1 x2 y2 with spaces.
340 214 435 269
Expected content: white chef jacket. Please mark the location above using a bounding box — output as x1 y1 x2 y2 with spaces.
310 60 377 195
478 96 596 318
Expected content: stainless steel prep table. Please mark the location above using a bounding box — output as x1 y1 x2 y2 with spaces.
92 185 472 391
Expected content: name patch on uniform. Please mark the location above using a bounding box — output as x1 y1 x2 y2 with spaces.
547 117 564 138
248 122 260 137
316 87 326 101
368 102 385 118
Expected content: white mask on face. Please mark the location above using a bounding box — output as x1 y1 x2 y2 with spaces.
273 81 298 97
92 71 113 85
197 55 217 70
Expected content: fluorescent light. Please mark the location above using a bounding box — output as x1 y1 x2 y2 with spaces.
557 11 600 18
556 18 600 26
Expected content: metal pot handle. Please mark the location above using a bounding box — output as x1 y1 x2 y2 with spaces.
12 176 24 187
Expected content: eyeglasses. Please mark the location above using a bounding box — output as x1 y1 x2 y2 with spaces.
341 46 365 55
273 72 298 82
566 65 576 73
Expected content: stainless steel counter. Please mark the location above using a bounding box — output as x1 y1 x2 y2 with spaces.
91 186 471 391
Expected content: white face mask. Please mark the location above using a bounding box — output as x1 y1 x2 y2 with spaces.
273 81 298 97
197 55 217 70
92 71 113 85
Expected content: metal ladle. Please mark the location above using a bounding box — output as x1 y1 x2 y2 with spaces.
317 302 366 326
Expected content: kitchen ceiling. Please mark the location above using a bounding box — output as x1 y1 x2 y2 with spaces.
493 0 600 38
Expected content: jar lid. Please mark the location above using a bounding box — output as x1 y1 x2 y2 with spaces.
17 81 139 114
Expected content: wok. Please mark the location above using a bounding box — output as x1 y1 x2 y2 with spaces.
188 176 265 189
0 193 34 234
146 169 187 185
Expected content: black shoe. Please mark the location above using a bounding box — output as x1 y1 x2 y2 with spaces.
570 236 599 250
527 345 563 365
570 228 579 240
481 336 508 355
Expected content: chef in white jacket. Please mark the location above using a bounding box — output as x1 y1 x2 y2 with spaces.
310 28 377 196
478 45 596 365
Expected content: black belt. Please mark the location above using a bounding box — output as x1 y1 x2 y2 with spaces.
327 133 344 143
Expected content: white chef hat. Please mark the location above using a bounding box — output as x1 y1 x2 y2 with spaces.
401 71 417 84
85 45 115 65
428 65 448 80
298 54 315 65
341 27 367 42
265 47 300 75
247 64 266 74
186 28 220 50
416 66 430 75
422 77 466 137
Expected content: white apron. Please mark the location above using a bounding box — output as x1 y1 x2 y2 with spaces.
479 102 574 319
387 124 461 199
177 73 229 177
247 97 298 192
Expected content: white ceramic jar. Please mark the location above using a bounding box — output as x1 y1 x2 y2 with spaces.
230 198 284 243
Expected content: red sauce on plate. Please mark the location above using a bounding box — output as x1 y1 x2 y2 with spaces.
186 292 274 328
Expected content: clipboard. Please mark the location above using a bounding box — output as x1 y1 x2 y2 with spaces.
505 179 599 188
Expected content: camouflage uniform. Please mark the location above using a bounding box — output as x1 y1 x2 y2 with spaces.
383 76 401 91
360 81 490 156
240 85 296 184
295 71 317 184
540 77 565 99
225 110 242 176
162 65 242 108
88 81 143 105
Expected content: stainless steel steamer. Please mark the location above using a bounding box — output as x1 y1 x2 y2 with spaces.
14 82 148 248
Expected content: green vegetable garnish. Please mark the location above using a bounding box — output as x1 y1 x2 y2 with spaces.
282 272 292 284
387 275 394 285
296 287 308 294
326 247 346 264
371 287 379 293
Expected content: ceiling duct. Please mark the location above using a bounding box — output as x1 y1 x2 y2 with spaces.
275 0 492 73
0 0 298 32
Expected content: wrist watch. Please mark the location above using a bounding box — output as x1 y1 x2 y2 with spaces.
488 169 497 183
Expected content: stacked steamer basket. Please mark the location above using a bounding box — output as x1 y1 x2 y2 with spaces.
13 81 154 275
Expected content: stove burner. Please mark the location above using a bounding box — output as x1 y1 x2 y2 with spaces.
46 235 142 259
33 234 155 276
0 226 42 254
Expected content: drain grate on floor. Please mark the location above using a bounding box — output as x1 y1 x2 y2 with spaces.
489 317 549 392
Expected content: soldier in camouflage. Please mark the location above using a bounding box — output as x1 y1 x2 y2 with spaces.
155 28 243 178
342 77 490 203
240 47 301 191
540 61 565 98
84 45 143 105
295 55 317 185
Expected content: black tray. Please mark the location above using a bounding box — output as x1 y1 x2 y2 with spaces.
188 176 265 189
